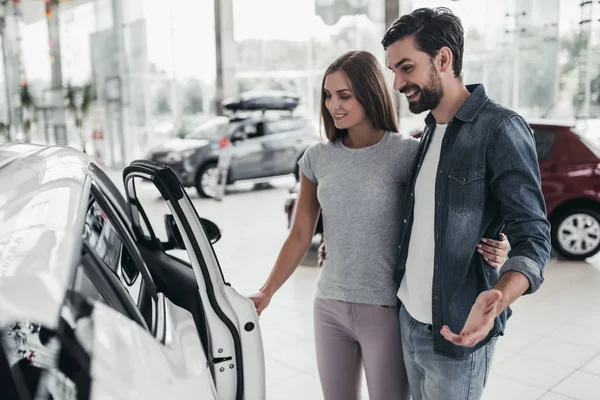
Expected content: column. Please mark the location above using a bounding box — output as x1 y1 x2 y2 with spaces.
111 0 127 167
214 0 236 115
46 0 68 145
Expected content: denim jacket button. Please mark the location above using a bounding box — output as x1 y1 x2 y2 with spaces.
436 201 440 207
434 264 439 270
434 296 438 301
403 219 407 223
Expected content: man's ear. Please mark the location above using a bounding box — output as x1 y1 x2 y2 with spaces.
439 47 453 74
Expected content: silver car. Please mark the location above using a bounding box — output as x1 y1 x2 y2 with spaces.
146 93 320 198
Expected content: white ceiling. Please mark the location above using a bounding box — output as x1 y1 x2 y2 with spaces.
18 0 93 24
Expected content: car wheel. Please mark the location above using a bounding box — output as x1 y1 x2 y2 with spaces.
195 162 219 198
551 208 600 260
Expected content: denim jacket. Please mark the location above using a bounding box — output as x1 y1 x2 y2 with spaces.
395 84 551 358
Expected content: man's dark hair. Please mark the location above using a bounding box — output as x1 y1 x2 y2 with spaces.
382 7 464 78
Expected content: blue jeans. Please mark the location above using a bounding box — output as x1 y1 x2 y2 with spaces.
399 305 497 400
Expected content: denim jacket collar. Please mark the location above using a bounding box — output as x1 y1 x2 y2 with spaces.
424 84 489 127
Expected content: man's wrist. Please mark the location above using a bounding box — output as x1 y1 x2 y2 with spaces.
493 271 530 315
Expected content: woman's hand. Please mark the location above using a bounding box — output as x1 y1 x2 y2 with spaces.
249 290 272 316
477 233 510 269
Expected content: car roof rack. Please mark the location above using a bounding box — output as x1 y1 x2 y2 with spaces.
222 91 300 117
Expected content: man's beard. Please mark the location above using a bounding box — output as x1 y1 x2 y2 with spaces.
406 65 444 114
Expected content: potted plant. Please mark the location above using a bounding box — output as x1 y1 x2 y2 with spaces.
20 83 35 142
65 82 95 152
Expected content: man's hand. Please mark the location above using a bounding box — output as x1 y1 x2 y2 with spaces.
317 233 326 268
441 289 503 347
478 233 509 269
248 291 272 316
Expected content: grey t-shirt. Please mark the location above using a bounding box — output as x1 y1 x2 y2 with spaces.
298 131 419 306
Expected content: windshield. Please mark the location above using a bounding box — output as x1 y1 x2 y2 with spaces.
186 117 231 140
172 117 209 137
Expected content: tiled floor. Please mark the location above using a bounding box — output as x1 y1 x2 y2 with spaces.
258 256 600 400
105 170 600 399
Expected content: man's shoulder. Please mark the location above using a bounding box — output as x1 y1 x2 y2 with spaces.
477 99 526 130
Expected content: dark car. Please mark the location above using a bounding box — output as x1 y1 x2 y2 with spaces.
146 92 320 198
284 120 600 261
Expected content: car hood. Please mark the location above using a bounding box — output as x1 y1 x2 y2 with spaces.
151 138 212 153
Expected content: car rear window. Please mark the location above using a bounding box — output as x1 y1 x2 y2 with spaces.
532 128 557 161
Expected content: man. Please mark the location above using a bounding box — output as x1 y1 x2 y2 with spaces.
382 7 551 400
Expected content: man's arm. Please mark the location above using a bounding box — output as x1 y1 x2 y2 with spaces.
442 115 551 347
488 115 551 297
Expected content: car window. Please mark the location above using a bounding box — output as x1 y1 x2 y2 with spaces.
128 177 193 263
532 128 557 161
83 198 143 306
72 263 106 304
186 116 230 140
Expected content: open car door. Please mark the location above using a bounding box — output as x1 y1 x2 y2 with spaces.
122 160 265 400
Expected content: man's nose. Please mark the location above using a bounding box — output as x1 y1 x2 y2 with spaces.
393 75 407 92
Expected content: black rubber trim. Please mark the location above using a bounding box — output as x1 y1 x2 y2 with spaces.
81 243 149 331
124 160 184 200
123 161 244 400
170 199 244 400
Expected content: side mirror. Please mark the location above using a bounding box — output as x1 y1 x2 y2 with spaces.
164 214 185 250
201 218 222 244
230 133 245 143
164 214 222 247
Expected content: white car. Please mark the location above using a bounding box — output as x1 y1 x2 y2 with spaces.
0 143 265 399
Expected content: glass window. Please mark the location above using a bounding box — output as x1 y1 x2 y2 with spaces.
533 128 557 161
83 199 142 305
72 264 106 305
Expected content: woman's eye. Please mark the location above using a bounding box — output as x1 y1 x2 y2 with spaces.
340 95 351 100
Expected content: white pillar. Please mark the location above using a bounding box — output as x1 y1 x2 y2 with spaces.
47 0 68 145
214 0 237 115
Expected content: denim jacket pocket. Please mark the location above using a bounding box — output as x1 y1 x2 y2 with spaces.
448 165 485 211
448 165 485 185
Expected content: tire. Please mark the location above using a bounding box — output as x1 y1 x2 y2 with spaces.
195 162 219 198
294 164 300 182
551 207 600 260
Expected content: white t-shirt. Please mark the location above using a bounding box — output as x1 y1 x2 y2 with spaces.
398 124 447 324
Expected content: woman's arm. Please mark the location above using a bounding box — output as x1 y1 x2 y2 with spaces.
249 173 321 315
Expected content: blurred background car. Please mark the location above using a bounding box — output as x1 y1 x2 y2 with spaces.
145 91 320 198
284 120 600 261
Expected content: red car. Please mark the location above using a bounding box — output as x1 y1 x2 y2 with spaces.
285 119 600 260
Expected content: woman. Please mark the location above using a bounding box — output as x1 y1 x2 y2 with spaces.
249 51 508 400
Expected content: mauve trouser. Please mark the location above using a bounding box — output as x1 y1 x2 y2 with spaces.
313 298 409 400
